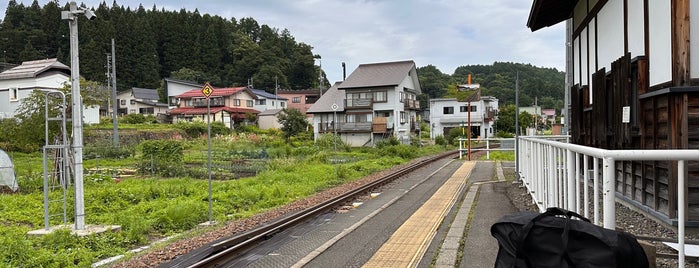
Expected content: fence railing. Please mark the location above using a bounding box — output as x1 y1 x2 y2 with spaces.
518 136 699 267
458 135 569 159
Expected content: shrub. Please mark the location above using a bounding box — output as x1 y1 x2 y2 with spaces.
375 136 400 149
434 135 447 146
138 140 185 177
121 114 148 124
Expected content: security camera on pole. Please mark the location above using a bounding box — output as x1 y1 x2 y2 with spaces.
61 1 96 230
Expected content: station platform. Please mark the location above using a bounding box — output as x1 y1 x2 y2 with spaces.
363 160 517 268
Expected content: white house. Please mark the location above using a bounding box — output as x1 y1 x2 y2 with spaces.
111 87 168 116
163 78 202 108
0 58 98 124
308 60 422 146
428 96 498 140
249 88 287 112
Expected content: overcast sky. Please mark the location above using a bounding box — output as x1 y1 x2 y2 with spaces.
2 0 566 83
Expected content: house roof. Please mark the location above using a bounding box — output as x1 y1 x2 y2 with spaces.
168 106 259 115
307 82 345 114
277 89 324 96
176 86 257 99
0 58 70 80
132 87 160 101
250 88 288 100
258 109 283 116
163 77 202 88
338 60 417 89
527 0 578 31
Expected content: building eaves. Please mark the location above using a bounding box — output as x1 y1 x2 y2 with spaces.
307 82 344 113
527 0 578 31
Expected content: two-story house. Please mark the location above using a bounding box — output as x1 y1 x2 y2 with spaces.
528 0 699 223
0 58 99 123
308 60 422 146
168 86 259 128
277 89 323 123
111 87 168 116
163 78 202 108
429 96 498 140
249 88 287 112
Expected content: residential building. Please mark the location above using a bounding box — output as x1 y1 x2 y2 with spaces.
528 0 699 222
163 78 202 108
258 109 283 130
249 88 287 111
168 86 259 128
308 60 422 146
277 89 322 115
111 87 168 116
0 58 98 123
429 96 498 140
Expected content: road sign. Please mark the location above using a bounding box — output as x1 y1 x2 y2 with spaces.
201 82 214 98
331 103 338 111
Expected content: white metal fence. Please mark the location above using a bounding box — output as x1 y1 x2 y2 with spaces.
518 136 699 267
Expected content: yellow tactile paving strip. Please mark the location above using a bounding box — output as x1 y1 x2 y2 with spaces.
363 161 475 268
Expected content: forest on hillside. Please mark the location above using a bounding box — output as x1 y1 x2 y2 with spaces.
2 1 564 110
418 62 565 109
0 0 326 92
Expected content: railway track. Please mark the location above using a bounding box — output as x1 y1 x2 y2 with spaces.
159 150 460 268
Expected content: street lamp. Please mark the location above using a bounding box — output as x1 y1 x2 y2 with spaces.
62 1 96 230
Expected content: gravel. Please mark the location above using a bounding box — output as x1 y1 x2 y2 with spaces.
109 156 434 268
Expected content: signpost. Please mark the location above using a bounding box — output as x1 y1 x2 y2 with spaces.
331 103 338 176
202 82 214 224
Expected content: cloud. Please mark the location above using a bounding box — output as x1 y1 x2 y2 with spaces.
2 0 566 81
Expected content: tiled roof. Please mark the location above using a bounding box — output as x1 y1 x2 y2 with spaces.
250 88 288 100
176 87 249 98
132 87 160 101
168 106 259 115
0 58 69 80
338 60 416 89
307 82 345 113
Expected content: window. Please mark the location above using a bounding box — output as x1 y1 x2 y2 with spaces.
373 91 387 102
293 97 301 103
399 92 405 102
120 99 126 105
400 112 406 124
281 102 285 107
139 107 154 114
460 106 477 112
234 99 241 106
246 100 254 107
443 106 454 114
9 88 18 101
130 99 136 105
256 99 266 105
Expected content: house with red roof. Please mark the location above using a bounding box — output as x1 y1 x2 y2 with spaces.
168 86 259 128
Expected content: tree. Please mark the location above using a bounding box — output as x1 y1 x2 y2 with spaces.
277 108 309 140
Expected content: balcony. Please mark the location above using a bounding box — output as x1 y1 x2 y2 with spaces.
192 97 225 107
404 99 420 110
317 122 336 133
340 122 372 132
345 98 372 109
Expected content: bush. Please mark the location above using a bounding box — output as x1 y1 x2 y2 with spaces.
375 136 400 149
121 114 148 124
138 140 185 177
176 121 231 138
434 135 447 146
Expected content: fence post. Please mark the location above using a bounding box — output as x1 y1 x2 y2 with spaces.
603 157 615 229
567 149 575 211
679 160 686 267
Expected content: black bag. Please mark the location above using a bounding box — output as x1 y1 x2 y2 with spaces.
490 207 649 268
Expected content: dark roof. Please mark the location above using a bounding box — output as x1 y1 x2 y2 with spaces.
338 60 416 89
527 0 578 31
163 77 202 87
0 58 70 80
250 88 288 100
307 82 344 114
132 87 160 101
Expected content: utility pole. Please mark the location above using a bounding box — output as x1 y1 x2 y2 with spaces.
62 1 96 230
111 39 118 147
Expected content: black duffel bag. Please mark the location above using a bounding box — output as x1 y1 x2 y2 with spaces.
490 207 648 268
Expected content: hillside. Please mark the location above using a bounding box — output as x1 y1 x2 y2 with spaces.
418 62 565 109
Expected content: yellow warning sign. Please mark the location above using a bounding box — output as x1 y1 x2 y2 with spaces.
201 82 214 98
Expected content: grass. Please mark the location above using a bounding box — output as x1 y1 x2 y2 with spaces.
0 137 447 267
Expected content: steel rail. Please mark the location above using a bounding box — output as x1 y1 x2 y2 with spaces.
161 150 459 268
